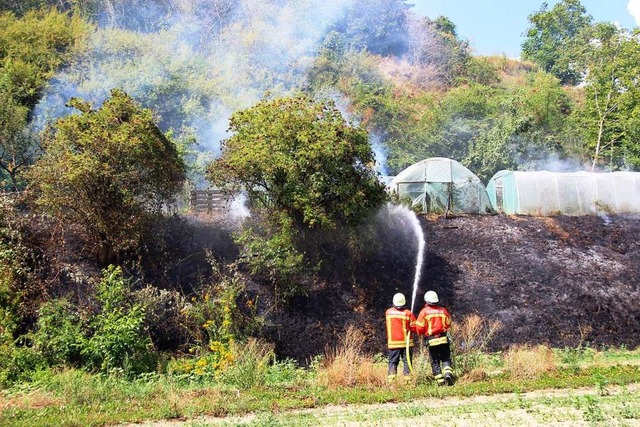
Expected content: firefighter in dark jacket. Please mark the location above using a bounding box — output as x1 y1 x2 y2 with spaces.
385 292 417 382
415 290 454 386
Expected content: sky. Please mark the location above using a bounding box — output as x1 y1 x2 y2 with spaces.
412 0 640 58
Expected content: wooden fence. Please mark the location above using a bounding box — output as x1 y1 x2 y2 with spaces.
190 189 230 213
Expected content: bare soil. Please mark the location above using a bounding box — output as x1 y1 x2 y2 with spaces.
264 214 640 362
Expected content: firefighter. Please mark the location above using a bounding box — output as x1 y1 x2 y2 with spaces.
415 290 454 386
385 292 416 382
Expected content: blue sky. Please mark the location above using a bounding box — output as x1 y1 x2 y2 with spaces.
411 0 640 58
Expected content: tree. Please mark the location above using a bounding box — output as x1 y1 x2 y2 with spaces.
0 9 88 190
0 91 37 190
521 0 592 85
208 95 386 228
27 89 186 264
574 24 640 170
406 15 470 87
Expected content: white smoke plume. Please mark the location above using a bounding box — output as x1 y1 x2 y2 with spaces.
34 0 358 161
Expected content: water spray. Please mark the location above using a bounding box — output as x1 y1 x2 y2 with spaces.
388 203 426 373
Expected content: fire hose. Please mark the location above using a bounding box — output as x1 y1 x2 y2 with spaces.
406 331 413 373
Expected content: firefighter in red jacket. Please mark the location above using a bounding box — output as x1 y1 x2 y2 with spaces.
385 292 416 382
415 290 454 386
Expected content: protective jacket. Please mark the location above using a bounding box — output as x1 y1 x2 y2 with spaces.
416 304 451 346
385 307 416 349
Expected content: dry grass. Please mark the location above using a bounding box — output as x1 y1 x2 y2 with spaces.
451 313 502 353
503 344 556 380
316 325 386 388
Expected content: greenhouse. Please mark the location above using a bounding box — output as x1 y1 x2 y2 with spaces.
486 170 640 215
387 157 494 214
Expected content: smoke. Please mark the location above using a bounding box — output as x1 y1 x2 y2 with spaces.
33 0 358 159
369 132 390 176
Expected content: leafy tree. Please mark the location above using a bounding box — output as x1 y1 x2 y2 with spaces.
0 9 88 190
208 95 386 229
27 89 186 264
521 0 592 85
573 24 640 170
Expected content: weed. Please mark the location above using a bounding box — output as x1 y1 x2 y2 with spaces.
503 344 555 380
220 338 275 389
581 395 606 422
316 325 386 388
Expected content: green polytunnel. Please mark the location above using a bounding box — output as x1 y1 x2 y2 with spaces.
486 170 640 215
387 157 494 214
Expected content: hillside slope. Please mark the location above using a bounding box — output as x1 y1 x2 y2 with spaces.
267 214 640 361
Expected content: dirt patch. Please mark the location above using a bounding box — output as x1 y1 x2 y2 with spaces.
263 214 640 361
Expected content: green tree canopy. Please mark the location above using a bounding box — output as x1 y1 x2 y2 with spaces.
208 95 387 229
521 0 592 85
572 24 640 170
27 89 186 264
0 8 88 190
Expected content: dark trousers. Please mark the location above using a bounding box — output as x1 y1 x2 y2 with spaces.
388 348 412 376
428 342 453 384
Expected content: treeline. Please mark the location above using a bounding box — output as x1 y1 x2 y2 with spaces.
0 0 639 386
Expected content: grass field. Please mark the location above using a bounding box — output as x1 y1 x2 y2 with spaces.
1 345 639 427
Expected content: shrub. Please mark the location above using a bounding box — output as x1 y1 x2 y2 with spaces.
0 340 45 388
32 298 85 367
503 344 555 379
235 220 309 305
81 266 157 376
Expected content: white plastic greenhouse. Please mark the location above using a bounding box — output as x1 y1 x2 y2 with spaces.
486 170 640 215
387 157 494 214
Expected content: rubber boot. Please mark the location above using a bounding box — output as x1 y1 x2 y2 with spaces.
443 363 454 386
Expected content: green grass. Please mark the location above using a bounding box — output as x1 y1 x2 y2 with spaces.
1 347 639 427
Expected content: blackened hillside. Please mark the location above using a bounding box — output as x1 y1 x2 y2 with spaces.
266 215 640 362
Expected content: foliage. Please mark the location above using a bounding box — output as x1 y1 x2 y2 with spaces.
521 0 592 85
571 24 640 170
27 89 186 264
234 215 309 304
405 15 471 87
32 298 85 367
29 266 157 377
0 8 88 190
81 265 156 375
209 94 386 229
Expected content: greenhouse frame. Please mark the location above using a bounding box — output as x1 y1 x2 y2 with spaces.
486 170 640 215
387 157 494 214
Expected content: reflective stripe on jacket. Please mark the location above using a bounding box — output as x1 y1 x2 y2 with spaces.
385 307 417 349
415 304 451 339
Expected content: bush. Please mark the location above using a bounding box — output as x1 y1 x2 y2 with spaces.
0 339 45 388
32 298 85 367
235 221 309 305
81 266 157 376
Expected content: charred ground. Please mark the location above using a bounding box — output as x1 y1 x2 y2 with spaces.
266 214 640 362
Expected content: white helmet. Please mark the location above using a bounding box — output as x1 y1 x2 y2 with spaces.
425 290 439 304
392 293 406 307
